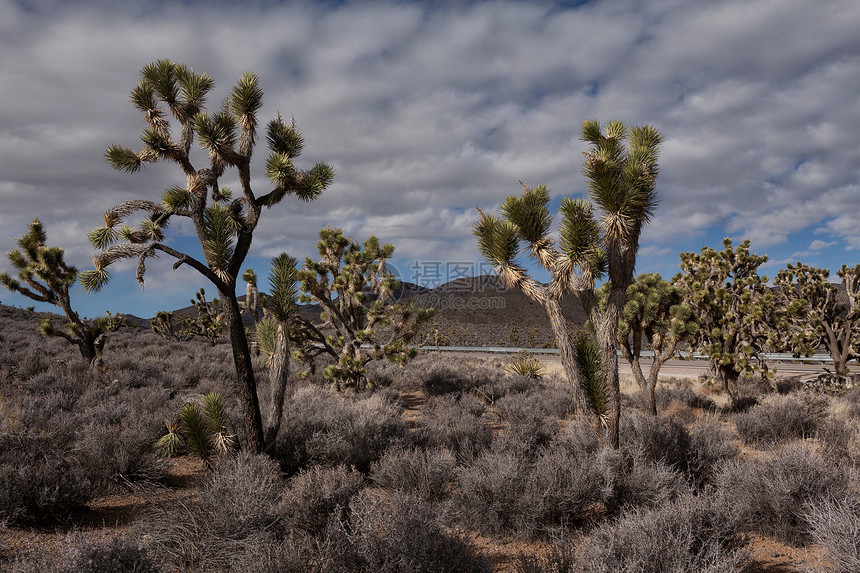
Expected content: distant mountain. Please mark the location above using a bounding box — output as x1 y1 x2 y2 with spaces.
141 275 587 347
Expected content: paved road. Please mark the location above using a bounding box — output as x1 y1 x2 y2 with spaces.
432 350 829 381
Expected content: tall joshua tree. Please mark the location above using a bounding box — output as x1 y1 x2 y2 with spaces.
774 262 860 378
80 60 334 453
1 218 107 365
255 253 301 445
475 120 661 448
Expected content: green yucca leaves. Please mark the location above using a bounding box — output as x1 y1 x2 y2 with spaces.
162 186 193 211
265 152 294 186
203 391 237 456
500 184 552 245
155 393 237 467
256 316 278 357
575 336 609 422
266 253 299 322
505 355 545 378
230 72 263 119
105 144 143 173
297 163 335 201
266 115 304 157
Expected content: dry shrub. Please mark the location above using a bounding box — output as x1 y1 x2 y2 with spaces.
733 392 829 445
574 494 749 573
804 492 860 573
370 446 455 501
417 394 493 461
320 491 491 573
10 534 161 573
274 386 407 474
281 464 364 535
715 442 850 544
143 452 284 571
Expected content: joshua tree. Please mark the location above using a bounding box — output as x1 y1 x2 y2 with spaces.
242 268 261 320
774 262 860 378
294 227 434 390
255 253 301 444
189 288 224 346
597 273 697 415
1 218 107 365
81 60 333 453
475 120 661 448
675 238 776 396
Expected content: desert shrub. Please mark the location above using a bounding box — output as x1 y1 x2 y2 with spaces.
455 448 534 537
10 534 162 573
76 419 165 489
733 392 828 445
144 451 284 571
622 411 691 470
574 495 749 573
473 373 535 404
514 543 575 573
715 442 850 544
804 493 860 573
417 394 493 461
594 447 687 515
725 395 758 413
493 389 562 425
622 411 737 489
492 416 560 459
389 355 505 396
274 386 407 474
686 419 738 488
370 446 455 501
0 432 94 524
451 433 675 539
320 491 491 573
281 464 364 535
654 384 718 413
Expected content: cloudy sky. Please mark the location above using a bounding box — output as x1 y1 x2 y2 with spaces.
1 0 859 318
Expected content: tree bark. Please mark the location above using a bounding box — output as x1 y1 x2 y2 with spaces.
544 299 604 441
265 321 290 446
220 287 264 453
593 312 621 449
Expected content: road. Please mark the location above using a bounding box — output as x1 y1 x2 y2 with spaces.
427 349 828 381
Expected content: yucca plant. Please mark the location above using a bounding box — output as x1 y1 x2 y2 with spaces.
0 218 107 366
505 352 546 379
474 120 662 448
81 59 334 453
292 227 434 391
155 392 238 468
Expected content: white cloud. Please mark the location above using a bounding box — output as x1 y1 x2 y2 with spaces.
2 0 859 315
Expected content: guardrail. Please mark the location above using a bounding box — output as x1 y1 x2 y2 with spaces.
413 346 847 364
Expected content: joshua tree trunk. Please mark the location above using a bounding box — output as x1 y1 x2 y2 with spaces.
265 321 290 446
592 311 622 449
219 287 264 453
544 299 604 440
719 364 740 398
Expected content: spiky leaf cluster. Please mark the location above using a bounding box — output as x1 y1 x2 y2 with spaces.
293 227 433 390
155 392 237 468
1 218 106 364
84 60 333 296
773 262 860 376
675 238 776 391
